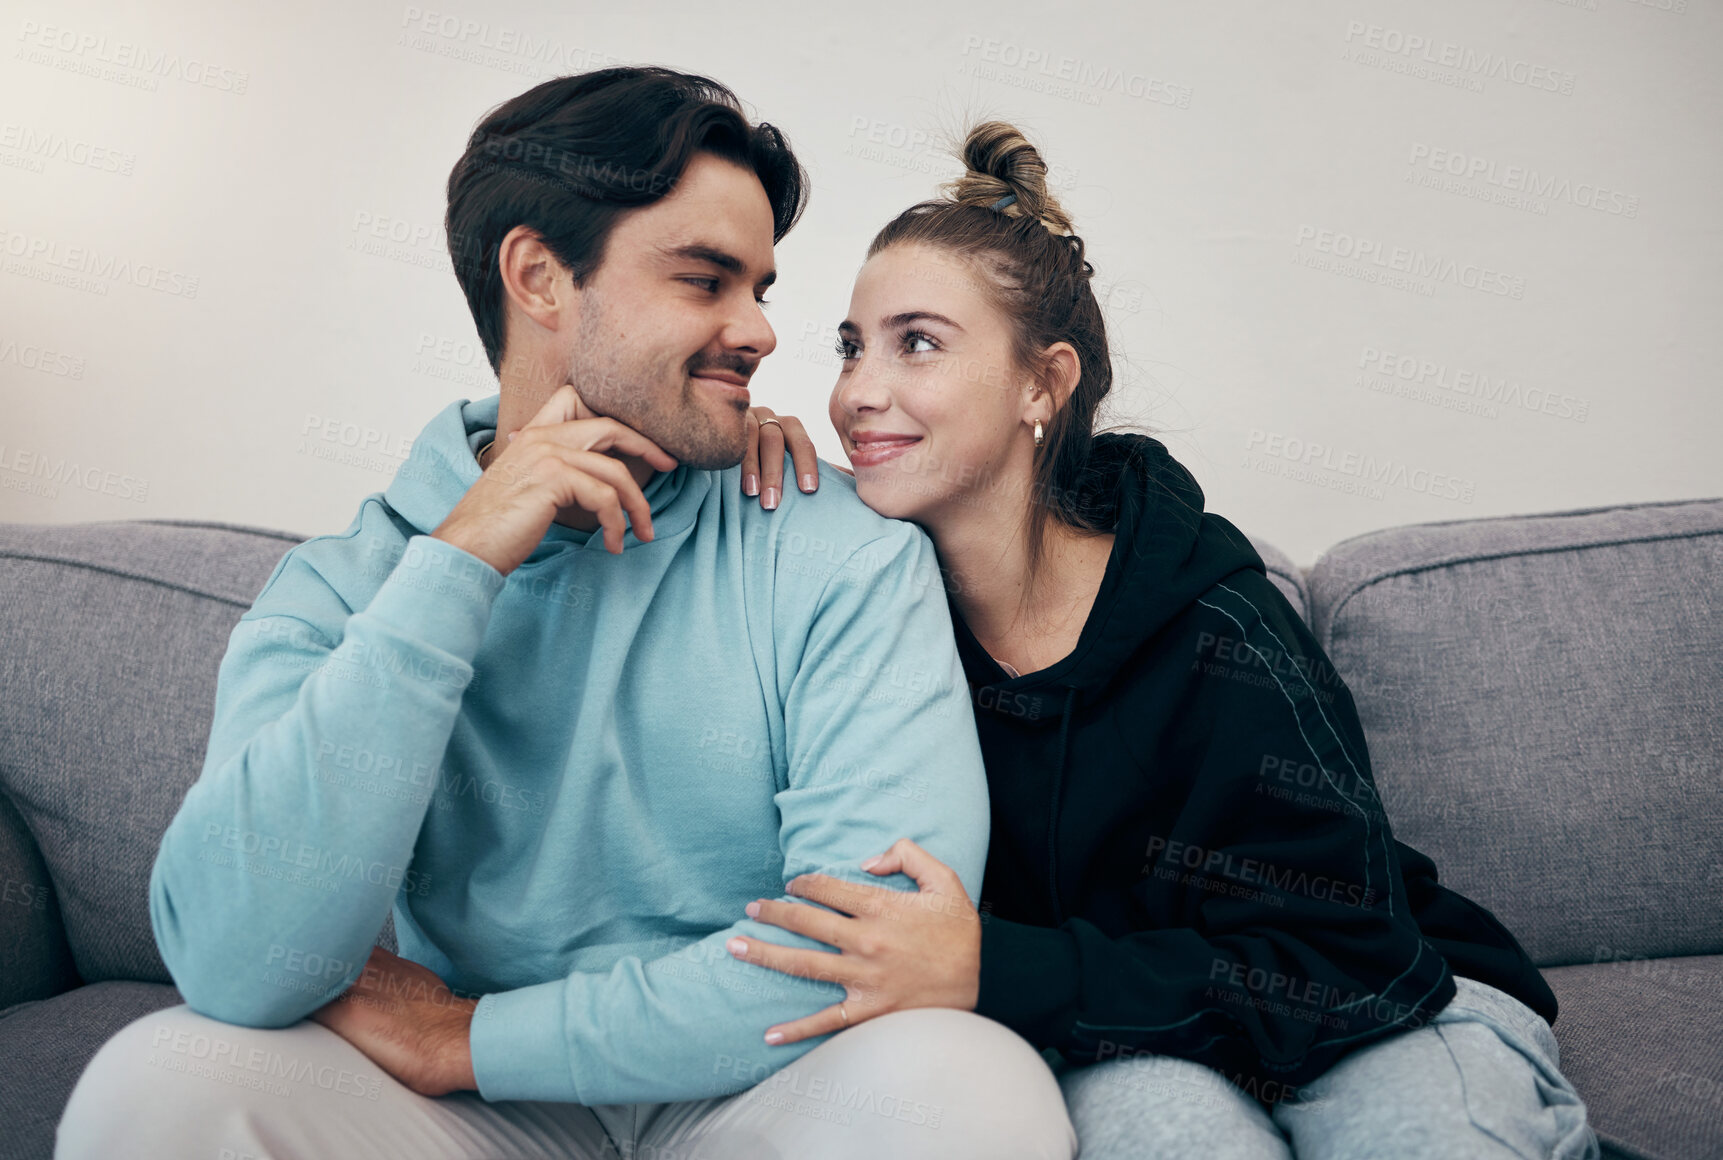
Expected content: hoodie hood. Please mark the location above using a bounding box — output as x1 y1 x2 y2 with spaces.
950 431 1266 723
383 394 700 566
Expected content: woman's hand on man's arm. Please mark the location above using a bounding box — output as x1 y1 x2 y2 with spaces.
726 838 983 1045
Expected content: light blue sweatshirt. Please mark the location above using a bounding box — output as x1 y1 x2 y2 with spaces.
150 392 990 1105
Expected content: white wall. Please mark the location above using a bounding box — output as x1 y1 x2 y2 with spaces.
2 0 1717 568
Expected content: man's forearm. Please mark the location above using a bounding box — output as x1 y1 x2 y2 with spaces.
153 534 506 1026
466 901 856 1105
313 946 480 1097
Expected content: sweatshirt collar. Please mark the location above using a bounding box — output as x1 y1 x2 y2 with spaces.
385 393 702 561
952 432 1265 708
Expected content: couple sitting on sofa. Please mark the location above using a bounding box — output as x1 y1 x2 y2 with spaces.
55 65 1598 1159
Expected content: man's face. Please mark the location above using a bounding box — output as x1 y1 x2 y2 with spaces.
562 151 779 470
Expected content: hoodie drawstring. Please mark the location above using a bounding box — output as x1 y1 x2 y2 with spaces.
1047 685 1077 926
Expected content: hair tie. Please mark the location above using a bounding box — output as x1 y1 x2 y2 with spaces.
990 193 1017 211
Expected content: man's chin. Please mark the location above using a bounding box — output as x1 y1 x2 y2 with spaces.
661 420 749 472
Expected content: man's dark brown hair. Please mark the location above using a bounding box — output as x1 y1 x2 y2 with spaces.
446 66 808 374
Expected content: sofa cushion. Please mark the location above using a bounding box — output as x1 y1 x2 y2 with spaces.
1545 955 1723 1160
0 519 302 986
0 979 184 1160
1306 498 1723 968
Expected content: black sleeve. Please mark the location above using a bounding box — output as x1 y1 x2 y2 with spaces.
1397 838 1557 1024
975 572 1455 1099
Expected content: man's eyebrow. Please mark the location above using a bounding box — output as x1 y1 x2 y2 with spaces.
657 242 776 287
836 310 966 337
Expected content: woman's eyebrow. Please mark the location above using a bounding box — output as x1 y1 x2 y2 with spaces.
836 311 965 337
655 241 776 287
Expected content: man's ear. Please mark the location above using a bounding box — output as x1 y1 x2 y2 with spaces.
497 224 573 333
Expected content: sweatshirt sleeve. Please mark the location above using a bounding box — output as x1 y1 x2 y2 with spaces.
150 527 506 1026
467 521 991 1105
974 573 1455 1098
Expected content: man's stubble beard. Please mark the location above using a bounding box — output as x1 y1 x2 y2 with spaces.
567 284 749 471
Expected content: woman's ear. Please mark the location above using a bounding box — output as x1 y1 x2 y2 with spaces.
1025 341 1082 426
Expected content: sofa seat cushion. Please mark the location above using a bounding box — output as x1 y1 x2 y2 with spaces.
1545 955 1723 1160
0 980 184 1160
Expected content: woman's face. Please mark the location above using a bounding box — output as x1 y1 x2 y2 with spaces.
827 242 1036 524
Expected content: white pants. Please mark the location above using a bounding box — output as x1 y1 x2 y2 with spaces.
54 1002 1077 1160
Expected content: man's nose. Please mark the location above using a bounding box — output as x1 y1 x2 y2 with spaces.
726 298 776 360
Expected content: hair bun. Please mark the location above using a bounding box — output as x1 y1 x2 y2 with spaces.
942 121 1074 236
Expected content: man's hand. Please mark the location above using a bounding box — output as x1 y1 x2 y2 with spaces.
310 945 480 1098
433 382 680 573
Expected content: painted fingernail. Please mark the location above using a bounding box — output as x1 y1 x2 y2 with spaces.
727 938 748 956
744 473 759 496
765 1031 785 1044
800 473 815 491
745 901 761 918
763 486 779 509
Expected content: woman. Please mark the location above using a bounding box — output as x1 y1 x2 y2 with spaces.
722 121 1599 1158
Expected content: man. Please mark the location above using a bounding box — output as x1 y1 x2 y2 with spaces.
55 66 1077 1159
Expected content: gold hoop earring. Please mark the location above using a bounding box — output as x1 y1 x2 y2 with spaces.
1033 419 1045 448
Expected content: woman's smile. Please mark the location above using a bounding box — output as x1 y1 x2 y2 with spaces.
848 433 923 467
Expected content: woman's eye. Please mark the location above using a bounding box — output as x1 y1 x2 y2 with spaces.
904 331 939 354
833 338 857 361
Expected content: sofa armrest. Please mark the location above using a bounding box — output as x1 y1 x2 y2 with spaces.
0 790 79 1009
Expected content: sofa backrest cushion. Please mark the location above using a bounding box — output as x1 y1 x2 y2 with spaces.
1307 499 1723 967
0 519 303 986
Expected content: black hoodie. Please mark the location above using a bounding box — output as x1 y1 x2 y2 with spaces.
954 432 1556 1102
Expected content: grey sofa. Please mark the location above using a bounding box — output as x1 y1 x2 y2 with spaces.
2 497 1719 1160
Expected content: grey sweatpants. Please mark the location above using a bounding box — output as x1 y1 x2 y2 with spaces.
54 1004 1077 1160
1054 975 1600 1159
